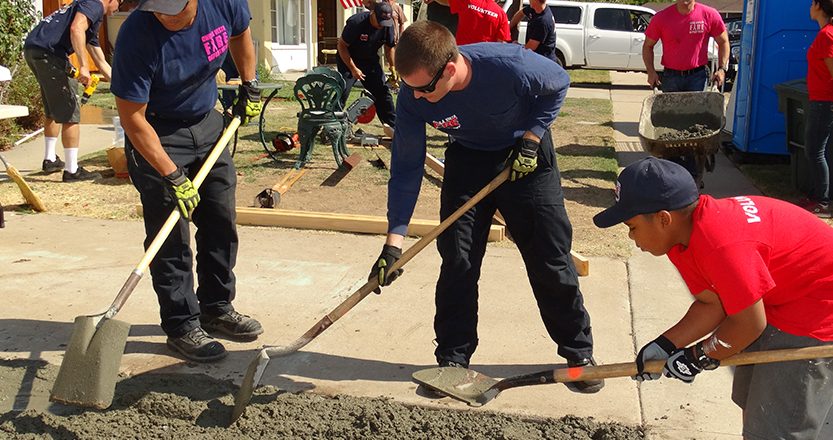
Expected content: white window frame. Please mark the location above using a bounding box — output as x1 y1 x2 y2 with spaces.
270 0 307 48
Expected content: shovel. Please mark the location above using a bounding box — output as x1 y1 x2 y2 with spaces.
230 167 512 424
50 117 242 409
412 344 833 407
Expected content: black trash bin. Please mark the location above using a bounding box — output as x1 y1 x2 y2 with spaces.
775 78 812 195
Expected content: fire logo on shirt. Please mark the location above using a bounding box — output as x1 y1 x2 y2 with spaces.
689 21 706 34
432 115 460 130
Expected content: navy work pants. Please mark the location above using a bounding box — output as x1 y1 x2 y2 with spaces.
338 61 396 127
126 110 237 337
434 133 594 365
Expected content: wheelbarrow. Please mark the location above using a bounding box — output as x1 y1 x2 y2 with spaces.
638 91 725 187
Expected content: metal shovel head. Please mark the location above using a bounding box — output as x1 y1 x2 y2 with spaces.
230 348 272 424
412 367 501 407
50 315 130 409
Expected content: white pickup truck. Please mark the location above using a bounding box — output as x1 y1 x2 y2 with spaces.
508 0 666 71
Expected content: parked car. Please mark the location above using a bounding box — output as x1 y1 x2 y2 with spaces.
509 1 718 72
725 19 742 42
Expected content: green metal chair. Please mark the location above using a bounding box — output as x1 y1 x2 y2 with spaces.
293 67 351 169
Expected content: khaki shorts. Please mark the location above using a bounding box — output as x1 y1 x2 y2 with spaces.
732 325 833 440
24 47 80 124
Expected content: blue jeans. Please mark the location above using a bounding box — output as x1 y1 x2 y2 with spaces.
804 100 833 203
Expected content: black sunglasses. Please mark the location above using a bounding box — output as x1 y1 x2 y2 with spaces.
402 54 453 93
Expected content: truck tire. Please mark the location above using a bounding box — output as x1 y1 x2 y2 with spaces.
556 51 566 69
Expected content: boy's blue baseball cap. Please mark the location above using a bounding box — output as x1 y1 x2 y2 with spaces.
593 157 699 228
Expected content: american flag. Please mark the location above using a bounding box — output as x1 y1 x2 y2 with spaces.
339 0 364 9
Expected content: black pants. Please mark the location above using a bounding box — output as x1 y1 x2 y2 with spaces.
434 133 594 365
338 61 396 127
125 110 237 337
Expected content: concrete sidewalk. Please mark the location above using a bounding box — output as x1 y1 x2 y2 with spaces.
0 73 767 438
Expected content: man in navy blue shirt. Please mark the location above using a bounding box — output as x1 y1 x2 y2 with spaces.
24 0 120 182
111 0 263 362
509 0 560 65
337 1 397 136
369 21 602 393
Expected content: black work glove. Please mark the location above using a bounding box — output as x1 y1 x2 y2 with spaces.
163 167 199 220
369 244 403 294
510 137 539 182
233 81 262 125
664 342 720 384
634 334 676 381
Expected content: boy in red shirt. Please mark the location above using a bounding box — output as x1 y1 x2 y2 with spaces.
594 157 833 439
423 0 510 45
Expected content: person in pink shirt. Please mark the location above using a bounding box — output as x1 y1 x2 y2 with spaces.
595 157 833 439
643 0 729 91
801 0 833 217
641 0 730 187
423 0 510 45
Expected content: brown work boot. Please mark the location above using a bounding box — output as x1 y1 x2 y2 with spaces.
200 310 263 340
166 326 227 363
566 357 605 394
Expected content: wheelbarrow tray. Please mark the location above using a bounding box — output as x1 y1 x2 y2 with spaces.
638 91 725 158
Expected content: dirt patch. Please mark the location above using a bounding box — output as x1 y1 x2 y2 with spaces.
656 124 716 141
0 359 643 439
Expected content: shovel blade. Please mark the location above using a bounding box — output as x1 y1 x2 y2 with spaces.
230 349 272 425
412 367 500 407
50 315 130 409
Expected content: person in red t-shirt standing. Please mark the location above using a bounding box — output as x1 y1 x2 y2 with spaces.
803 0 833 218
642 0 730 187
423 0 510 45
594 157 833 439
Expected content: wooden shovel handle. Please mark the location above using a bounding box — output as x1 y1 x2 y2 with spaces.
515 345 833 388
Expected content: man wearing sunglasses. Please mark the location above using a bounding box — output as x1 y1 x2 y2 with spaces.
368 21 602 393
23 0 121 182
337 1 397 137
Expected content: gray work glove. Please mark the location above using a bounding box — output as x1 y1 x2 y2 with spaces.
634 334 676 381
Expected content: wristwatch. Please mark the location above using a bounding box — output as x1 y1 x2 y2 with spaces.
716 66 727 72
691 342 721 370
242 79 258 89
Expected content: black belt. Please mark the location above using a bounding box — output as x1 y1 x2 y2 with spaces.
663 66 708 76
147 111 209 125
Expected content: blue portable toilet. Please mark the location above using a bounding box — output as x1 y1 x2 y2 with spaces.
732 0 817 155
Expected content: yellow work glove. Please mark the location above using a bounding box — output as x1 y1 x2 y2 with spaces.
233 81 263 125
510 138 539 181
163 167 200 220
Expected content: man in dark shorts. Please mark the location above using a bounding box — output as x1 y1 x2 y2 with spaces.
24 0 121 182
111 0 264 362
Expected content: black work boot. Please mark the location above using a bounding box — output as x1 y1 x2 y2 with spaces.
166 327 227 362
62 166 101 182
42 156 65 173
200 310 264 340
566 357 605 394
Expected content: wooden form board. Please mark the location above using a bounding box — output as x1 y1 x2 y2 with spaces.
136 205 504 242
234 207 505 242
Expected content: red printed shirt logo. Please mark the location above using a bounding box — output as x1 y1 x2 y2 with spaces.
202 25 229 62
689 21 706 34
431 115 461 130
360 34 369 41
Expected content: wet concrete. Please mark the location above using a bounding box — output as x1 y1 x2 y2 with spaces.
655 124 716 141
0 359 644 439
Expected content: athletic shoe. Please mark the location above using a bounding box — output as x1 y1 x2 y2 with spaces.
796 197 818 209
166 326 227 362
565 357 605 394
62 167 101 182
42 157 65 173
200 310 264 340
807 202 832 219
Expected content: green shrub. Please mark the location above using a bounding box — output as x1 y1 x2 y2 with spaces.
0 0 39 149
